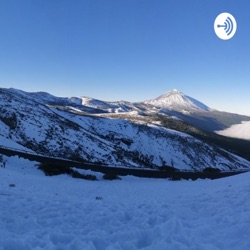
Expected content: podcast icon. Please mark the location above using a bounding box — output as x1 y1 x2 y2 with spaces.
214 13 237 40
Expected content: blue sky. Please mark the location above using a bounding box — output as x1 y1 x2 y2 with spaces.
0 0 250 115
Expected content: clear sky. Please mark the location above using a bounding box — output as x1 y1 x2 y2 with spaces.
0 0 250 115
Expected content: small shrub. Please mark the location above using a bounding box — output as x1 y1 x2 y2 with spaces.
38 163 71 176
96 196 103 200
71 169 97 181
171 176 182 181
103 173 121 180
38 163 99 180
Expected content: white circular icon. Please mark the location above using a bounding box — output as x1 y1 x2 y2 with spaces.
214 13 237 40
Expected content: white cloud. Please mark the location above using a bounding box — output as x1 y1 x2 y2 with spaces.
216 121 250 140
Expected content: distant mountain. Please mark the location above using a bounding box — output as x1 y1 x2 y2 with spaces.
143 89 250 133
0 87 250 171
144 89 210 112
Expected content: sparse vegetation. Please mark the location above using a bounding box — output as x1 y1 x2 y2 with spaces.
103 173 121 180
203 167 221 173
71 169 97 181
0 111 17 129
159 165 178 172
38 163 71 176
38 163 97 180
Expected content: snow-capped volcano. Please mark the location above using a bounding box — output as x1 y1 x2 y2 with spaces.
1 87 250 171
144 89 210 112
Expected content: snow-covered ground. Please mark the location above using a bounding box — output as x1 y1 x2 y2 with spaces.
216 121 250 140
1 156 250 250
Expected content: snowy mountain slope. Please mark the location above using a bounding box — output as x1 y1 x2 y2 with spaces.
7 88 112 115
10 87 250 135
59 108 250 170
77 88 249 137
0 87 250 170
67 90 250 136
144 89 210 112
0 88 120 163
70 96 152 115
1 157 250 250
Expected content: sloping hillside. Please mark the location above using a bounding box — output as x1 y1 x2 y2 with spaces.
0 88 249 171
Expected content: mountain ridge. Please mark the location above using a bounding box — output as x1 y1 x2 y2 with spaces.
3 87 250 134
0 87 250 171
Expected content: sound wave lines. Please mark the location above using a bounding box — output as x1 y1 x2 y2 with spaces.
217 17 234 36
214 13 237 40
